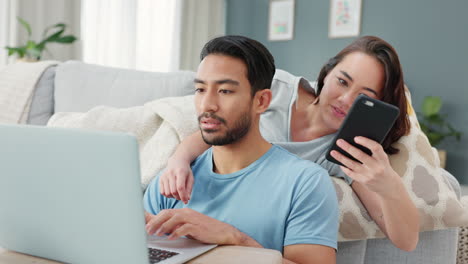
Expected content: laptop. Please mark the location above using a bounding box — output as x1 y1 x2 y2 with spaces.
0 124 216 264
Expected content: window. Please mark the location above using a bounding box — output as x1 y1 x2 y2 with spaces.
81 0 182 72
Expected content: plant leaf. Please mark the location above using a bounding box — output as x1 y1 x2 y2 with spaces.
42 23 65 39
24 41 42 60
426 114 445 126
447 124 463 141
419 122 430 135
41 24 66 44
5 46 26 57
422 96 442 117
26 40 37 50
427 132 443 147
17 47 26 58
52 35 77 43
17 17 32 37
5 47 15 56
27 48 41 60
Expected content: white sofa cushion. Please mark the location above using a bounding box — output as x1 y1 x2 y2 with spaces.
54 61 196 113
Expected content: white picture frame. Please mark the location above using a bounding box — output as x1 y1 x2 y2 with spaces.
329 0 362 38
268 0 295 41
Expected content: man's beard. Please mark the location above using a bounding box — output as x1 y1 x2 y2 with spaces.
198 111 251 146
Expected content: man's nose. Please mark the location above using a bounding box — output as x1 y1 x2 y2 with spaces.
199 91 219 113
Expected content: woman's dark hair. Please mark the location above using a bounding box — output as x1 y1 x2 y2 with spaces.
316 36 410 155
200 35 276 96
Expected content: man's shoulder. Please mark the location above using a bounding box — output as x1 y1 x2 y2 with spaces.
191 148 212 169
270 145 328 176
269 145 334 195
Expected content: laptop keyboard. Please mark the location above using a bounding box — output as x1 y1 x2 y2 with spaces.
148 248 179 263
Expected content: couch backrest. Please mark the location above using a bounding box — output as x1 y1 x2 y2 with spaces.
54 61 196 113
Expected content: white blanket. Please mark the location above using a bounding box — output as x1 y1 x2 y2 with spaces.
0 61 58 124
47 95 199 186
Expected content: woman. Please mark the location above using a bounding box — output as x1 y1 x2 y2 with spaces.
158 36 419 251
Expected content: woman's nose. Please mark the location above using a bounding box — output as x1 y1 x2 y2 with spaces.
339 91 357 109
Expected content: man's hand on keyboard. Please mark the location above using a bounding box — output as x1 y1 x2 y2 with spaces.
145 209 262 247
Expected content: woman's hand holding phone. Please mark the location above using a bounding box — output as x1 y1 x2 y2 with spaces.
330 136 401 196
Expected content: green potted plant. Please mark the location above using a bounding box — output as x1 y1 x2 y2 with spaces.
4 17 77 61
418 96 462 168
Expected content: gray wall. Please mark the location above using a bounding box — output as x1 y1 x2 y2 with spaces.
226 0 468 184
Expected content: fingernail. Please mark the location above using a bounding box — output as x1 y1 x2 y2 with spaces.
155 228 163 236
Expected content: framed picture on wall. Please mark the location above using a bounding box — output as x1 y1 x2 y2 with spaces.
268 0 295 41
329 0 362 38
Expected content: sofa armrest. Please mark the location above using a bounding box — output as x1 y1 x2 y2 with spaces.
27 66 56 125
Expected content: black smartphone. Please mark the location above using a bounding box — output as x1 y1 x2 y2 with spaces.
325 94 400 166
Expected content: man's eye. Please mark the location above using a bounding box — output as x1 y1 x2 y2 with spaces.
219 89 232 94
195 88 204 93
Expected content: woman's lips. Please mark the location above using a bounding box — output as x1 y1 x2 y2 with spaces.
331 106 346 118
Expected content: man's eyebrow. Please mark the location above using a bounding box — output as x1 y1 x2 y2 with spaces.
216 79 239 85
194 78 205 84
193 78 239 86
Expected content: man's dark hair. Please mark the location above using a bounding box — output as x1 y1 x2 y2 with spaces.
200 35 276 96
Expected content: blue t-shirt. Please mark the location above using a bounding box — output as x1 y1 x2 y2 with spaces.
144 145 338 252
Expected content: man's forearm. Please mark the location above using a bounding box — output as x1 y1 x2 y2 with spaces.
230 228 263 248
229 227 298 263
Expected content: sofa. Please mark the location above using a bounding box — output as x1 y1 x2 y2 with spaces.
23 61 461 263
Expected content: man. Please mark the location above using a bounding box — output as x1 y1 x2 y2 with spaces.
144 35 338 264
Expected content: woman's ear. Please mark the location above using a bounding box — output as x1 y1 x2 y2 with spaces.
254 89 272 114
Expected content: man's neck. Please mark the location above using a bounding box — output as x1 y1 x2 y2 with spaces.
211 129 272 175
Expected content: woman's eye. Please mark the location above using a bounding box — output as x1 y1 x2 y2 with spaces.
337 78 347 86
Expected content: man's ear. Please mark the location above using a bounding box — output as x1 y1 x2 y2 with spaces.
253 89 272 114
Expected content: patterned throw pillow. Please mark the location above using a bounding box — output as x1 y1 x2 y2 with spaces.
333 87 468 241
